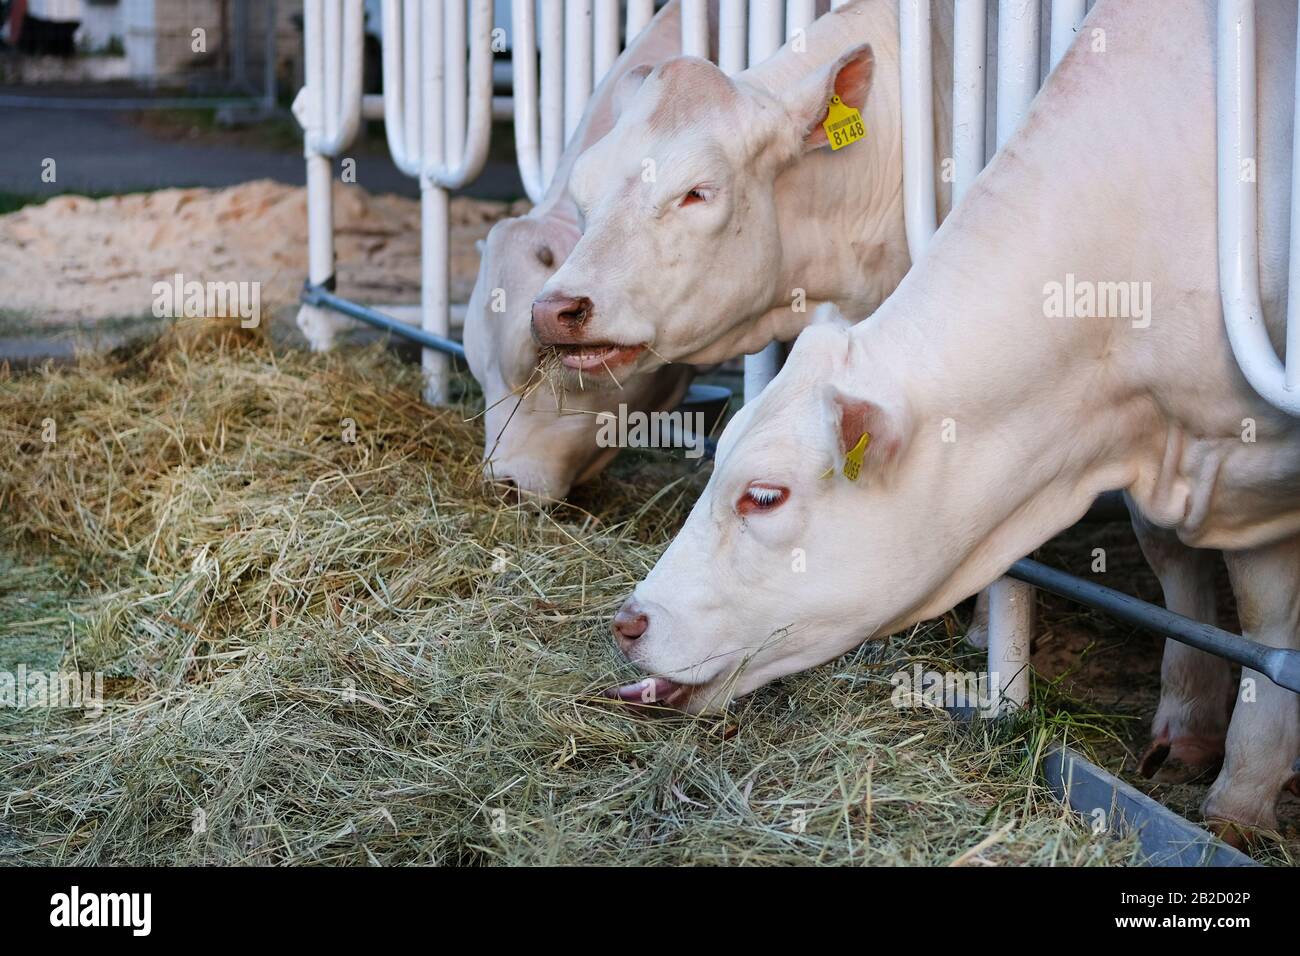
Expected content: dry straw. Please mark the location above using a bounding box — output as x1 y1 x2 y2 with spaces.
0 321 1137 865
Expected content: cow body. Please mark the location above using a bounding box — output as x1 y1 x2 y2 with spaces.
615 0 1300 836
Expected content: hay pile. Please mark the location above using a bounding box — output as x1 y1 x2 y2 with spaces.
0 325 1137 865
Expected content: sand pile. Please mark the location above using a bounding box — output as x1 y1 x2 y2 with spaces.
0 181 528 329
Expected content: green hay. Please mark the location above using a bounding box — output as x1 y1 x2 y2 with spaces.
0 324 1139 865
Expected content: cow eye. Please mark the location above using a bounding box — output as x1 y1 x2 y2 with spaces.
680 186 711 207
738 482 788 515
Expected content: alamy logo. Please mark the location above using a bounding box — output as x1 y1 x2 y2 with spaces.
1042 273 1151 329
595 404 707 460
1 666 103 714
152 272 261 328
50 886 151 936
890 664 1002 716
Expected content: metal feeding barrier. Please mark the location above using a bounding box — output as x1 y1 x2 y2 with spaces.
296 1 1297 864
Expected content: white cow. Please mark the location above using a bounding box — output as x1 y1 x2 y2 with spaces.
531 0 953 370
610 0 1300 842
463 2 699 499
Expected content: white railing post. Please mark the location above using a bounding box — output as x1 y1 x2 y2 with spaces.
1049 0 1086 70
295 0 364 352
514 0 638 205
564 0 594 141
1216 0 1300 415
995 0 1040 151
951 0 986 205
626 0 656 42
718 0 747 73
382 0 492 405
681 0 711 57
741 0 791 405
984 0 1044 711
904 1 1045 711
899 0 937 260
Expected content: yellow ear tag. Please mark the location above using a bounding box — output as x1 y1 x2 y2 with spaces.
823 95 866 151
842 431 871 481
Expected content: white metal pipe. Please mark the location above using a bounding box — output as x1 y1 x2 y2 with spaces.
747 0 783 70
986 0 1044 710
511 0 545 202
564 0 593 141
681 0 710 58
305 154 334 286
899 0 937 261
951 0 986 204
422 183 452 405
324 0 342 143
987 576 1033 713
1049 0 1086 70
1217 0 1300 414
421 1 445 175
444 0 467 167
430 0 493 189
1289 4 1300 393
718 0 747 74
626 0 656 41
541 0 566 187
785 0 816 45
303 0 363 156
741 0 787 405
996 0 1040 149
594 0 621 82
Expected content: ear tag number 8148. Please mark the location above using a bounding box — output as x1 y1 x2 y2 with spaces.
823 95 866 151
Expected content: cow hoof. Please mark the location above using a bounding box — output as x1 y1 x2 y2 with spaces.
1206 818 1254 851
1137 735 1223 783
965 622 988 650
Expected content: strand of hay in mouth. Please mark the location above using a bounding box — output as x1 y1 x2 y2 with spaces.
0 322 1138 865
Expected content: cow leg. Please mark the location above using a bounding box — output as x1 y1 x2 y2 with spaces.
1202 537 1300 844
1128 503 1233 782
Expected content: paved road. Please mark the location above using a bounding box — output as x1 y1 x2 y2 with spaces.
0 91 526 200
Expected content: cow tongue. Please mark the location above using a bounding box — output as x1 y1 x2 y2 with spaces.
604 676 682 704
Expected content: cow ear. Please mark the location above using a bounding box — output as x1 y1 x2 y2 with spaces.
790 44 874 151
613 64 654 119
826 384 908 483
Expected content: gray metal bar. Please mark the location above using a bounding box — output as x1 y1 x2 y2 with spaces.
1009 558 1300 694
301 283 466 359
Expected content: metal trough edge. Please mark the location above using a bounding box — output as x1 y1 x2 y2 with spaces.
1042 744 1259 867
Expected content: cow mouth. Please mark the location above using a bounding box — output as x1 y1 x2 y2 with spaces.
550 342 646 372
602 675 694 710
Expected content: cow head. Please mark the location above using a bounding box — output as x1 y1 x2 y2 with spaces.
532 44 876 373
606 306 961 713
464 209 692 501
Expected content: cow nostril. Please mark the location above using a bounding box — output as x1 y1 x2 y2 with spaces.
486 474 521 503
557 296 592 329
613 604 649 644
532 293 594 341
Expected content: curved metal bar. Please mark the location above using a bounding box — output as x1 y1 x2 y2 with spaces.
1216 0 1300 415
